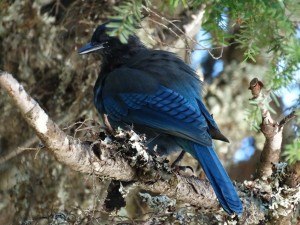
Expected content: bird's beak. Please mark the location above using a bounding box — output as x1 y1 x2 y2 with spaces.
78 42 104 55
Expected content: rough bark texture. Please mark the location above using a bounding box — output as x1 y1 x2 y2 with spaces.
1 71 299 224
0 71 136 181
248 78 299 224
248 78 296 180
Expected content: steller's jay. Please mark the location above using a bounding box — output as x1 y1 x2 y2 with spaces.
78 21 243 215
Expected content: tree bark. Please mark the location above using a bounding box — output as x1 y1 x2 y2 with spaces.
1 71 299 224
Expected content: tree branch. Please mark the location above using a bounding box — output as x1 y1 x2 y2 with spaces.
0 70 219 209
248 78 293 179
0 136 38 164
1 71 299 224
248 78 300 224
0 70 136 181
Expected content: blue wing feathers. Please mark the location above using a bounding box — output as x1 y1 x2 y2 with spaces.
119 87 201 124
196 99 229 142
104 97 127 120
121 93 147 109
110 85 211 146
147 87 202 125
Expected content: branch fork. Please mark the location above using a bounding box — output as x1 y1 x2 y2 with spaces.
248 78 296 179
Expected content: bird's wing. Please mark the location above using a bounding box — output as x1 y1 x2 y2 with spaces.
125 50 229 143
196 99 229 142
100 67 212 146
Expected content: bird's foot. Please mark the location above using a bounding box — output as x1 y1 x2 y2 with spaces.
173 165 194 174
103 114 115 135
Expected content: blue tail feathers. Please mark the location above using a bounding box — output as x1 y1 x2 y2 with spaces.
178 140 243 215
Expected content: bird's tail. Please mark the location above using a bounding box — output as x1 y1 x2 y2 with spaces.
179 140 243 215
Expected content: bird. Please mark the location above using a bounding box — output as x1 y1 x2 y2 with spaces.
78 21 243 215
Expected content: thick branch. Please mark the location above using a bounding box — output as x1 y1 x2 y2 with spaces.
140 175 218 209
0 70 221 211
1 71 299 224
249 78 285 179
248 78 299 224
0 70 136 181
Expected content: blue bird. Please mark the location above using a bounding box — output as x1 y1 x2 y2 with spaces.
79 22 243 215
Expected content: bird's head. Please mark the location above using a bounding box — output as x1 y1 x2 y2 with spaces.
78 21 143 58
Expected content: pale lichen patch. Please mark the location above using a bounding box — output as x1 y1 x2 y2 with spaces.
35 109 49 134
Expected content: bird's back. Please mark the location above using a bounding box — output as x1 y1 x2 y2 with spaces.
124 49 202 106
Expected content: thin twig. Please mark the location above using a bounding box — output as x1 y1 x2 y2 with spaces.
248 78 296 179
143 5 224 59
279 111 296 128
0 137 39 164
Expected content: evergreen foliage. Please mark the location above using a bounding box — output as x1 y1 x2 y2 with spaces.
283 138 300 164
110 0 300 88
107 0 143 43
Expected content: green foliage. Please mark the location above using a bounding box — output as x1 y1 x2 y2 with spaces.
283 138 300 164
201 0 297 57
168 0 188 8
107 0 143 43
283 110 300 164
192 0 300 143
112 0 300 89
194 0 300 90
265 38 300 90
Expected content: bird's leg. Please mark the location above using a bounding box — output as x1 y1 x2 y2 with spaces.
103 114 115 135
171 150 194 174
171 150 185 167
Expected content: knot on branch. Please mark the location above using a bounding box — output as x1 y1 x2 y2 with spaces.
260 121 279 138
249 78 264 98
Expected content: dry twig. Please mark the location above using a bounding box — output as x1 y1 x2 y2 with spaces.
248 78 296 179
